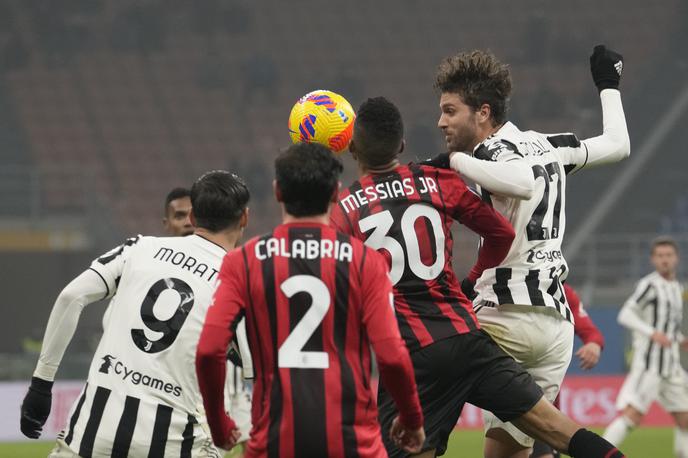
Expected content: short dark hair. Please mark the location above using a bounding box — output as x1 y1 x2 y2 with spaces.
651 236 679 254
164 187 191 215
353 97 404 168
435 50 512 125
275 142 343 217
190 171 250 232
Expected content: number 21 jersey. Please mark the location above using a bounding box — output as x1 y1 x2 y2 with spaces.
62 234 226 458
471 121 589 321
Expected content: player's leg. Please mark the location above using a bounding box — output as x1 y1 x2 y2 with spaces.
468 330 624 458
477 305 573 457
603 368 658 446
379 334 484 458
658 371 688 458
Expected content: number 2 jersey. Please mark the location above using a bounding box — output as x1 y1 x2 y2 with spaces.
330 163 515 352
470 122 595 321
196 222 421 458
60 234 228 458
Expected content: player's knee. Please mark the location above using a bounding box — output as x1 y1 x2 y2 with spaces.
621 406 643 426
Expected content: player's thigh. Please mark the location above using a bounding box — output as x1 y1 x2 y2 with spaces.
380 336 473 457
659 371 688 420
616 368 661 414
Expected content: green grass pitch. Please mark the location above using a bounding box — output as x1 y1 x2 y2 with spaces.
0 428 673 457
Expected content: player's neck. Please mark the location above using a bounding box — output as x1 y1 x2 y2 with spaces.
658 270 676 281
282 213 330 226
193 228 240 252
473 122 506 150
359 160 400 176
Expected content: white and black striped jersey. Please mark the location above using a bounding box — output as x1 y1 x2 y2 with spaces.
473 121 593 321
621 272 684 377
60 234 227 458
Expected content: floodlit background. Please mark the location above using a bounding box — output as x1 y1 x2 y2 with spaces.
1 1 687 455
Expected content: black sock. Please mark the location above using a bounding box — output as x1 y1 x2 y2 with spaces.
568 428 624 458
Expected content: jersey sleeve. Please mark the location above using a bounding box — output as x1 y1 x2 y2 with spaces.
565 284 605 348
440 172 515 282
34 269 110 381
88 235 143 298
617 278 656 336
330 193 356 235
360 250 423 430
550 90 630 174
196 248 247 447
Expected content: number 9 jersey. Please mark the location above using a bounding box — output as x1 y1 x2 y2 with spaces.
62 234 236 458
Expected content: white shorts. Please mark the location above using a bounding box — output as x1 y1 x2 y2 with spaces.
616 367 688 414
48 435 222 458
225 364 253 443
477 304 574 448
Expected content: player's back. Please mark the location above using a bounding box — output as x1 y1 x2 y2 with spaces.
472 122 579 320
64 234 225 457
239 222 387 458
330 163 480 351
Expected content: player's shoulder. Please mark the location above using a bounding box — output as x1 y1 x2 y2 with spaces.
638 272 660 288
474 124 524 162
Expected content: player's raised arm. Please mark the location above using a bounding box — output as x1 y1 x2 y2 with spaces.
360 250 425 453
557 45 631 172
196 249 246 450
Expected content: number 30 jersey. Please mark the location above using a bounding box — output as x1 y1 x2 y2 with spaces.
471 121 589 321
63 234 227 458
330 163 515 352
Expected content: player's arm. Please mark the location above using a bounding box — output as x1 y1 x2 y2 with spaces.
196 250 246 450
566 284 604 369
360 251 424 453
555 46 630 173
445 178 515 284
20 236 140 439
448 147 535 199
617 280 671 347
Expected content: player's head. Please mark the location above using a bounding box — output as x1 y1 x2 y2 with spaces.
349 97 405 170
435 50 512 152
274 142 343 219
650 236 679 277
190 171 250 235
163 187 194 236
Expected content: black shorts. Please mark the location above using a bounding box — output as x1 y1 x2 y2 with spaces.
378 329 543 457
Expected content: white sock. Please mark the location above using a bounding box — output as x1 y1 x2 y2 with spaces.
675 428 688 458
603 415 634 447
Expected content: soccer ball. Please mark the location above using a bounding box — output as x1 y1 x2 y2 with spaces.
288 90 355 154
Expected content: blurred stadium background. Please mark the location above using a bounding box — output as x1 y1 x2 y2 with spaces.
1 0 687 456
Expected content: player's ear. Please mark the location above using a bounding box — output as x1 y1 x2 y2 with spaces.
348 139 358 160
477 103 491 125
273 179 283 203
330 183 341 203
239 207 249 230
398 139 405 155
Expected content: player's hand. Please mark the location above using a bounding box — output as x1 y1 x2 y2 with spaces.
389 416 425 454
219 424 242 451
461 278 477 301
590 45 623 92
680 338 688 351
651 331 672 348
420 152 451 169
576 342 601 370
20 377 53 439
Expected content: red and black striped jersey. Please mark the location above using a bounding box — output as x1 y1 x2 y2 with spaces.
330 163 515 352
196 222 422 458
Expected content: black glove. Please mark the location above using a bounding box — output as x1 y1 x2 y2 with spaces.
227 339 243 367
461 278 477 301
20 377 53 439
590 45 623 92
420 152 451 169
